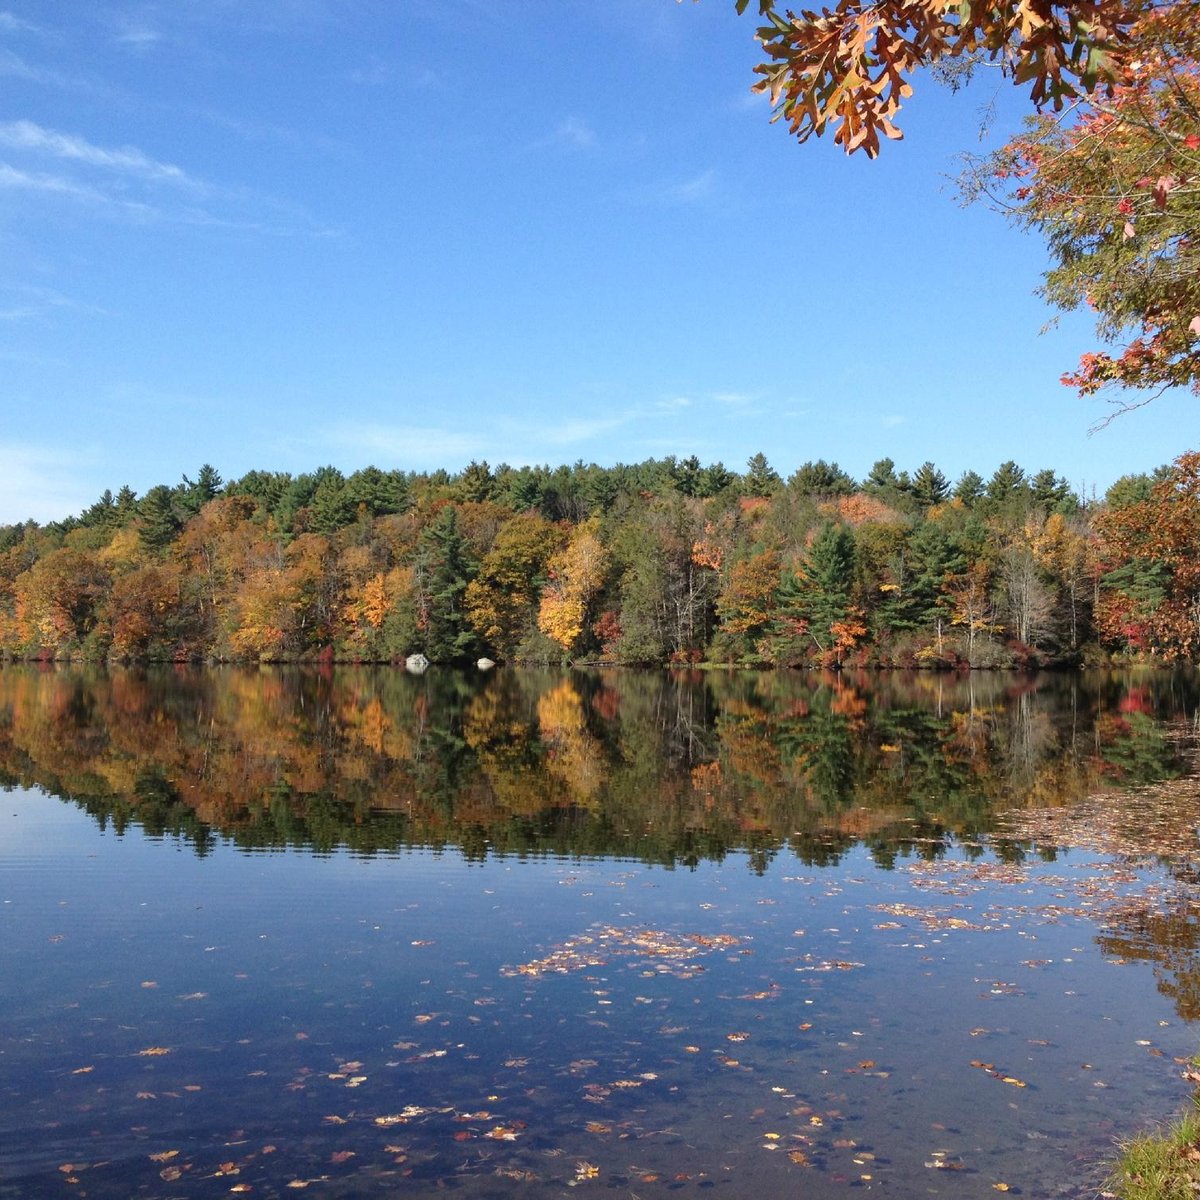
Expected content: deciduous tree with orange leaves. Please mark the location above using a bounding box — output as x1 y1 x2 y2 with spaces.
971 3 1200 408
722 0 1142 156
1096 450 1200 657
722 0 1198 408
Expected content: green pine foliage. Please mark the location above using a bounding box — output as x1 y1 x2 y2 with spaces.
0 452 1192 666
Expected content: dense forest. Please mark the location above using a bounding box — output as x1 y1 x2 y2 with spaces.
1 449 1197 667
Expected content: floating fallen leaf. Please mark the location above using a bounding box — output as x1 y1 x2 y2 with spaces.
149 1151 179 1163
137 1047 171 1057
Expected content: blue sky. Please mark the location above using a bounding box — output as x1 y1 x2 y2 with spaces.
0 0 1193 524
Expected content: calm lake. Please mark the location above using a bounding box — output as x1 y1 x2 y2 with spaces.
3 666 1200 1199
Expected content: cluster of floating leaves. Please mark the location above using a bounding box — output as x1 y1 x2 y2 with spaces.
994 776 1200 863
501 925 740 979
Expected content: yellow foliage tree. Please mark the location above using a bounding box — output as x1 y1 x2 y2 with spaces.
537 520 609 657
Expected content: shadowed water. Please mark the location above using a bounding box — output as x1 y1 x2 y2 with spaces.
2 666 1199 1198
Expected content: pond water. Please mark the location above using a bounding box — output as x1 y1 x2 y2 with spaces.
2 666 1200 1199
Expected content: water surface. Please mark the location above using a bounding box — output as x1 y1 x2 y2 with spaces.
2 666 1199 1198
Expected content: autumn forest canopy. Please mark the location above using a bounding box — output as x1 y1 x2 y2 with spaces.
2 450 1199 668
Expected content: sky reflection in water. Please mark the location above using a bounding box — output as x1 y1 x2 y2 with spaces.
2 666 1200 1199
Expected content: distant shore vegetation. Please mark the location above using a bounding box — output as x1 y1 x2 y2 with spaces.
2 450 1198 668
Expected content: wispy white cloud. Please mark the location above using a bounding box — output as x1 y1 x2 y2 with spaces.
0 121 340 237
655 395 692 412
627 169 718 208
0 283 91 322
193 106 344 153
733 87 771 112
113 21 163 50
0 162 155 213
529 413 628 444
0 119 193 186
664 169 716 204
0 48 78 87
327 423 489 466
326 408 635 469
532 116 596 151
0 442 95 525
0 11 41 34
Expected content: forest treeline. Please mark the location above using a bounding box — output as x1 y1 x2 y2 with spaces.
1 449 1197 666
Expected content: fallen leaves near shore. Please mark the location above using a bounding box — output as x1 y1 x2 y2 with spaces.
502 925 740 978
994 777 1200 862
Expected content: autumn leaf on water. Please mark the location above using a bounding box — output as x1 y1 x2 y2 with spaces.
575 1161 600 1179
330 1150 356 1164
486 1125 522 1141
137 1047 171 1057
148 1151 179 1163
